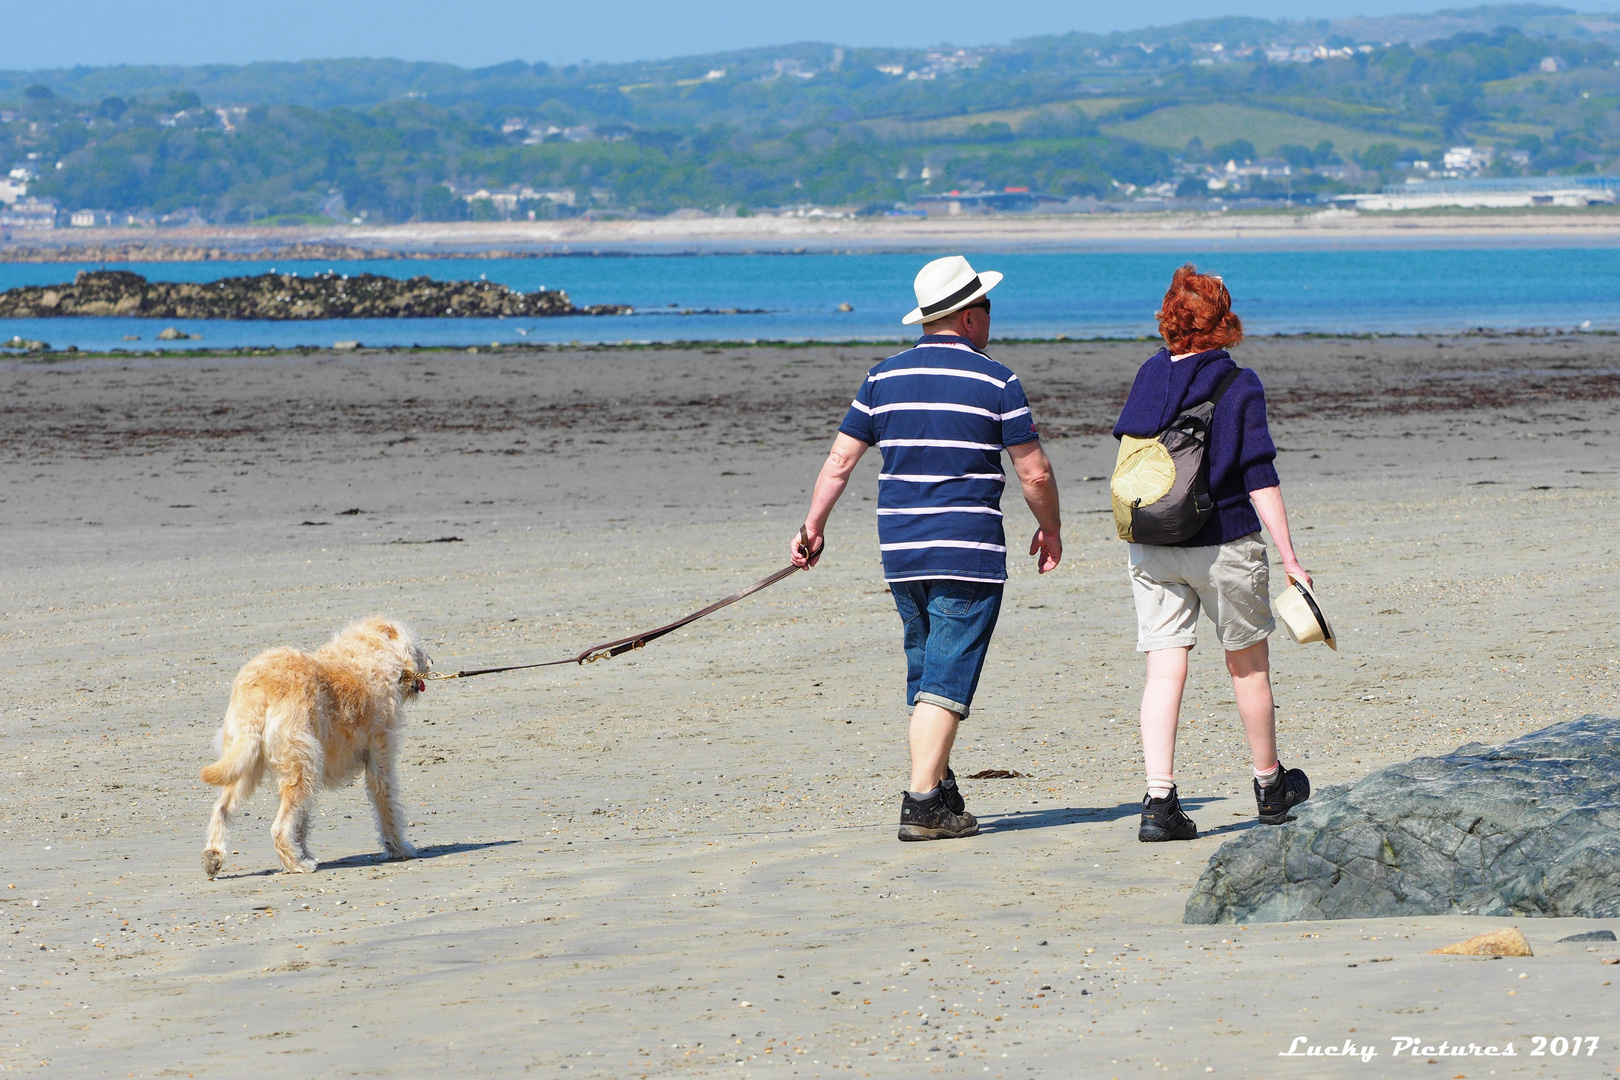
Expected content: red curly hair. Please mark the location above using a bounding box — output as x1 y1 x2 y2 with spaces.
1156 264 1243 354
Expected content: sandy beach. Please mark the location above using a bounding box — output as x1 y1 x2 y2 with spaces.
6 208 1620 260
2 333 1618 1076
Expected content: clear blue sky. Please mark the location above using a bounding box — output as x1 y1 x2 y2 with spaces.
8 1 1614 69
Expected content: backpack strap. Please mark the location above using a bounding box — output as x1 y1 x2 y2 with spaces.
1205 367 1243 409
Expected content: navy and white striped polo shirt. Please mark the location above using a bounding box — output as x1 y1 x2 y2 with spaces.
838 334 1040 583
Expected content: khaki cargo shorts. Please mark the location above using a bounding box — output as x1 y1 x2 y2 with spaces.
1127 533 1275 652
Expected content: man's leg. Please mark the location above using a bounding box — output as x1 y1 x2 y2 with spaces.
910 580 999 798
899 701 976 841
909 701 960 795
896 582 996 842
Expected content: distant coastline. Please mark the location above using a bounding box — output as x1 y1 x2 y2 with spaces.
5 207 1620 261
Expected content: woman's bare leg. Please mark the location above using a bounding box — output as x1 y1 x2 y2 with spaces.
1226 639 1277 772
1140 647 1190 794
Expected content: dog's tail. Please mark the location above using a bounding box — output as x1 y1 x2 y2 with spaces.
201 734 261 787
201 694 265 788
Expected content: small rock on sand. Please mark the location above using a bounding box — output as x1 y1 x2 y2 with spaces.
1430 928 1533 956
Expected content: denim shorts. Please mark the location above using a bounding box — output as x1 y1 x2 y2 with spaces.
889 579 1004 719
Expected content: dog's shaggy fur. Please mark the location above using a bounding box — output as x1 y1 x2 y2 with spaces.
200 615 431 878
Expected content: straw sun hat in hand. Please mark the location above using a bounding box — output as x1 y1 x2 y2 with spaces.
1275 576 1336 650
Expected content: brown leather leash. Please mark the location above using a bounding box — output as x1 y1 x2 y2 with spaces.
409 527 823 684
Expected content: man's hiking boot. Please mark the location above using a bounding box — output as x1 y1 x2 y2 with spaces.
898 789 979 842
1255 761 1311 824
1138 786 1198 842
941 768 965 816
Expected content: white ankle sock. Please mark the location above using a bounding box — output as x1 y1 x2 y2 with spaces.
1145 774 1175 800
1254 763 1281 786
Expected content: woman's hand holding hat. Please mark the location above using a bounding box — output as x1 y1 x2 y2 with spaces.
1275 573 1335 650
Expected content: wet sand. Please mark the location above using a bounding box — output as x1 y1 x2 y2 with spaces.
2 335 1618 1076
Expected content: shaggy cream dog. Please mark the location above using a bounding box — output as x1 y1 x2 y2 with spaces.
200 615 431 878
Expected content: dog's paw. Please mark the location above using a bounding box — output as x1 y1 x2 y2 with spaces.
385 841 417 861
202 849 224 879
281 857 317 874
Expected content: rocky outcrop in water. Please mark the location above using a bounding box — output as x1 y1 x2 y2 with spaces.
1184 715 1620 923
0 270 632 319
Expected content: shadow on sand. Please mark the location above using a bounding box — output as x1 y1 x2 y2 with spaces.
979 798 1271 840
321 839 520 869
977 796 1260 836
1196 818 1263 839
211 839 519 880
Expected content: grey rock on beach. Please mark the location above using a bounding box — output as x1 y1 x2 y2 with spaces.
1184 715 1620 923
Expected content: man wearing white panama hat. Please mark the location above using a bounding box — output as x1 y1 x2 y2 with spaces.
789 255 1064 841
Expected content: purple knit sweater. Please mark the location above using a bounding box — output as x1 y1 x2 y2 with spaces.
1112 347 1280 547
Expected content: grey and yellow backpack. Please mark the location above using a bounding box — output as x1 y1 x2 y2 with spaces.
1111 368 1241 544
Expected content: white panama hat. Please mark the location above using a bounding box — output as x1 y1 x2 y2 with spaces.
1275 576 1337 651
902 255 1004 326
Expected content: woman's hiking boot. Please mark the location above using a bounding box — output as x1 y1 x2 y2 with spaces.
898 789 979 841
1255 761 1311 824
941 768 965 815
1138 786 1198 842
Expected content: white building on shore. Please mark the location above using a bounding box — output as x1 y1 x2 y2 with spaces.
458 185 577 214
1335 177 1619 211
0 196 58 229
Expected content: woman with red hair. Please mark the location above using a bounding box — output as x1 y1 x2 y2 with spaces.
1111 264 1312 842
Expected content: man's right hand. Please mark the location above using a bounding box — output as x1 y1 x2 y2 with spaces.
791 524 825 568
792 434 868 570
1030 527 1062 574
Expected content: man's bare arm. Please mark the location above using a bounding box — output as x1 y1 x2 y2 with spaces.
1007 439 1062 574
791 432 869 567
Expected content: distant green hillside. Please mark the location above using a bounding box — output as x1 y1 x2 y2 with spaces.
1102 104 1430 157
1 6 1617 220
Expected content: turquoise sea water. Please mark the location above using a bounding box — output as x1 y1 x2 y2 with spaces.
0 248 1615 351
